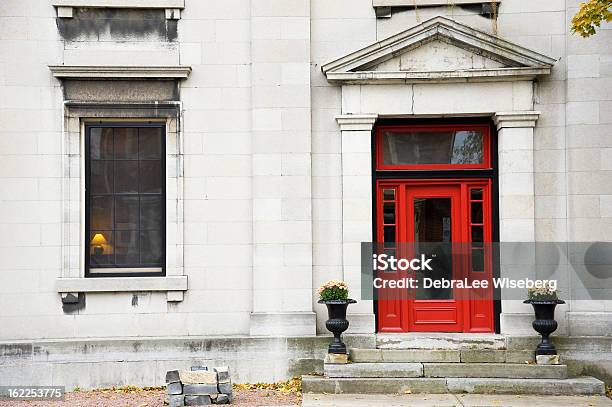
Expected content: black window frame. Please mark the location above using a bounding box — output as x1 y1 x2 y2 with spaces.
85 122 166 278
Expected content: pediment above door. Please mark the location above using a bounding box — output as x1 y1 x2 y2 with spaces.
321 16 556 84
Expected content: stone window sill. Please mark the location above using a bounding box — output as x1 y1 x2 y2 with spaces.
56 276 188 301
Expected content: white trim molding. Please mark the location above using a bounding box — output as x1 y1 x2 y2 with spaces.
322 16 556 85
49 65 192 80
56 276 188 293
494 111 541 130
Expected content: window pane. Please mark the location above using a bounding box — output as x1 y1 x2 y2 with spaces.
383 202 395 225
472 248 485 272
471 202 483 224
87 125 164 273
114 128 138 159
115 161 139 193
115 196 139 230
139 161 162 193
90 128 113 159
383 189 395 201
89 231 113 266
414 198 452 242
472 226 484 243
115 230 139 265
384 226 395 243
140 196 162 230
470 188 483 200
91 196 113 230
141 230 162 264
139 127 162 159
382 130 483 166
91 161 113 194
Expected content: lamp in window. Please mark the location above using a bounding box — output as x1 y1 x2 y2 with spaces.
91 233 108 256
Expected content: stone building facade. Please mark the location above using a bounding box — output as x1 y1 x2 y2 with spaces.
0 0 610 387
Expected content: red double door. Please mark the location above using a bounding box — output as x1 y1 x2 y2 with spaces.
376 180 494 333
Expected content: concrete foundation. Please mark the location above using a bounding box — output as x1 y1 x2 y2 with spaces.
0 334 610 388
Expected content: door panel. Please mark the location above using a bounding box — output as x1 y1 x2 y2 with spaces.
376 180 494 333
407 184 462 332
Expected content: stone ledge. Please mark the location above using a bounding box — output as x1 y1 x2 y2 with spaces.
373 0 499 6
55 276 188 293
49 65 192 79
52 0 184 9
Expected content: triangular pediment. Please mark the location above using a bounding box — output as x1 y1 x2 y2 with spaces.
322 16 556 84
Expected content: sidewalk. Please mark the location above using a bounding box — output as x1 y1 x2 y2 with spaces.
303 393 612 407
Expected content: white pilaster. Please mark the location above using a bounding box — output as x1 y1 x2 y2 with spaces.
494 111 540 242
249 0 315 336
337 114 378 334
494 111 541 334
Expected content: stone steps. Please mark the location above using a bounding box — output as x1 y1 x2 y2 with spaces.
349 348 535 364
302 375 606 395
376 333 507 350
325 362 568 379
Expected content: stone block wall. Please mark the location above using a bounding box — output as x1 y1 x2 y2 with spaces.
0 0 610 342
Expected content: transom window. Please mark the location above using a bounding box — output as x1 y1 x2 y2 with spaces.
376 124 491 170
85 124 165 277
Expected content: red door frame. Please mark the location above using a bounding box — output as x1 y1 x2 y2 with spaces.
374 122 496 333
376 179 494 333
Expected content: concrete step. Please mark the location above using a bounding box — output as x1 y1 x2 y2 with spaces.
376 333 507 350
325 362 567 379
350 348 460 363
349 348 536 364
302 375 605 396
325 363 423 378
423 363 568 379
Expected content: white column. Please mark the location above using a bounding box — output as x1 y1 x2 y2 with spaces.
494 111 540 334
337 114 378 334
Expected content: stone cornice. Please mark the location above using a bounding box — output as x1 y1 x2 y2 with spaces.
336 114 378 131
49 65 192 79
373 0 499 6
493 111 541 130
52 0 184 8
325 67 550 84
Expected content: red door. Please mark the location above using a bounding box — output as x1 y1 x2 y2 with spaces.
377 180 494 333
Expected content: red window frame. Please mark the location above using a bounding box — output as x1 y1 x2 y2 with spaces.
375 124 492 171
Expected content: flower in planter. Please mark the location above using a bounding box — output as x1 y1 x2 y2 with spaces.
527 281 558 301
317 279 349 301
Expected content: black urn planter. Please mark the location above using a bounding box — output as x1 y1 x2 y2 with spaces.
318 299 356 354
523 299 565 355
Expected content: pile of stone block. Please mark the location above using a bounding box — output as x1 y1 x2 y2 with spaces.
166 366 233 406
